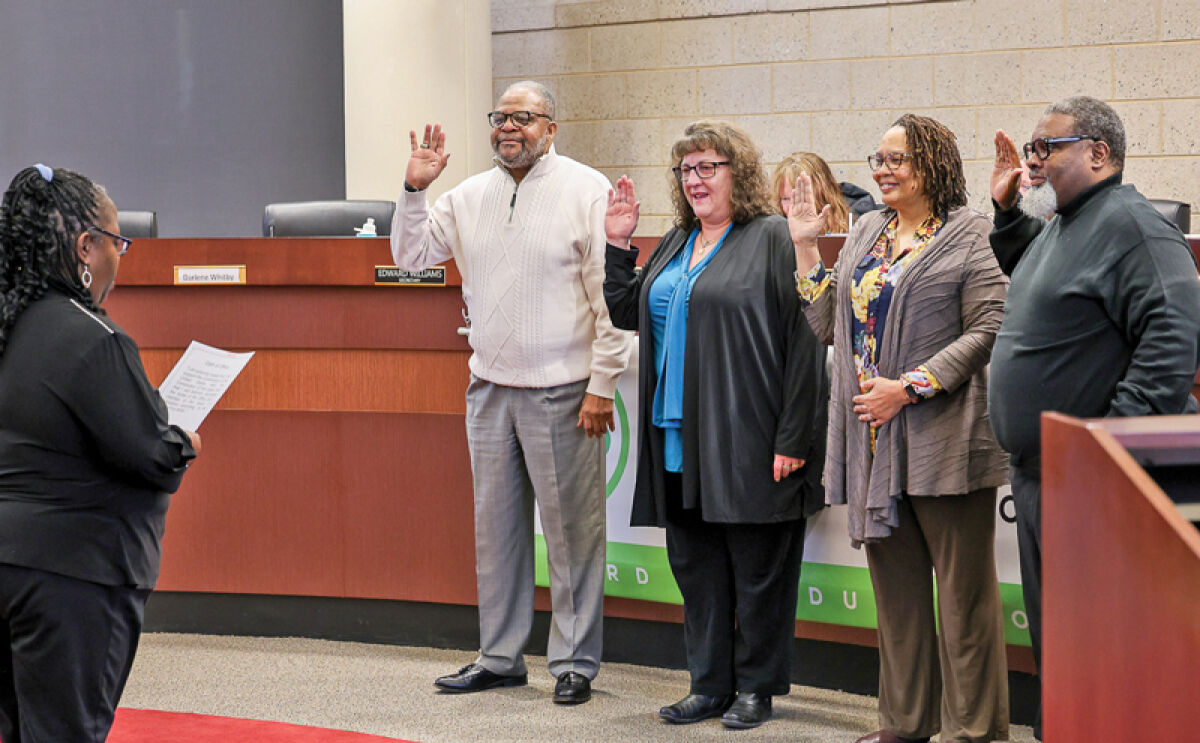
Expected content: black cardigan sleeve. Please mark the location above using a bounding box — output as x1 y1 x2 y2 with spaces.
770 222 829 463
604 243 644 332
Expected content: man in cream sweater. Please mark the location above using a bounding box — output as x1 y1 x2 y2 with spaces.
391 81 630 705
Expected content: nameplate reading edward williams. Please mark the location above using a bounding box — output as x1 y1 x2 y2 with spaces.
375 265 446 287
174 265 247 285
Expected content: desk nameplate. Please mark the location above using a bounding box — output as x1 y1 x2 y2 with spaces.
174 265 247 285
375 265 446 287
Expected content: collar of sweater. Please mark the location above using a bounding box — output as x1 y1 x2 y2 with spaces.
493 144 559 184
1056 171 1122 220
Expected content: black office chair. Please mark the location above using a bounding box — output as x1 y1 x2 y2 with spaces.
117 210 158 238
1148 199 1192 234
262 200 395 237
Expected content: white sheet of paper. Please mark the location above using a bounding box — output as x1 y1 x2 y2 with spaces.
158 341 254 431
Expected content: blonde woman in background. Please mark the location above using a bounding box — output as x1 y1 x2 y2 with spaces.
772 153 849 233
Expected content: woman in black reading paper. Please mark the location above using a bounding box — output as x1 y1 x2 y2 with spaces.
0 165 200 742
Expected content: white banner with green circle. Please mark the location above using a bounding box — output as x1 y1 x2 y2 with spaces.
536 347 1032 646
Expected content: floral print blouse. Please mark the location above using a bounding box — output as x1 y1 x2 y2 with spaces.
797 213 945 399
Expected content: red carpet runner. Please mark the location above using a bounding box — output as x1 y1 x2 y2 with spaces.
108 708 416 743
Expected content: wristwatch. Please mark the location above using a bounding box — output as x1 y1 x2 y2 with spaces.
903 382 922 405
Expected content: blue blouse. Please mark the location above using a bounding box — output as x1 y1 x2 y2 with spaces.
647 225 731 472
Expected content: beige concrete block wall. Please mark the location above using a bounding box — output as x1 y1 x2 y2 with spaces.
493 0 1200 234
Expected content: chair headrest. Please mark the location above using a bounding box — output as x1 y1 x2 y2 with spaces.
262 200 396 237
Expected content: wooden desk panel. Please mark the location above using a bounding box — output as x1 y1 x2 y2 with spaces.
108 285 469 352
118 237 462 287
157 410 477 605
140 349 470 414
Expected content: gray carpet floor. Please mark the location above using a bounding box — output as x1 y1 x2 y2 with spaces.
120 633 1036 742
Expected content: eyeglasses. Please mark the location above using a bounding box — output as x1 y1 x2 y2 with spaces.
1021 135 1099 161
88 225 131 256
486 110 552 128
672 161 730 181
867 152 913 172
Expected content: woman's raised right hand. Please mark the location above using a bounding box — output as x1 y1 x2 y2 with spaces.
787 173 831 247
605 175 640 249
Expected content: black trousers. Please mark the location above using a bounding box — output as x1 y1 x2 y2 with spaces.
1010 464 1042 741
663 473 806 697
0 564 149 743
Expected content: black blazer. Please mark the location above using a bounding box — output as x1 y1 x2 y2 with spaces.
0 290 195 589
604 214 828 527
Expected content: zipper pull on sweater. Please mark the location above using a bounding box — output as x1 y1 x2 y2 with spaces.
509 186 518 222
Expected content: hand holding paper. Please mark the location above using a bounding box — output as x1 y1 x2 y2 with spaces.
158 341 254 431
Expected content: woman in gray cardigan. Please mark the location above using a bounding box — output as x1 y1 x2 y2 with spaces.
790 115 1010 743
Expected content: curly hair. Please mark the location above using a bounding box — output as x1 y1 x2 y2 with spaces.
891 114 968 218
770 152 850 233
0 165 104 355
668 120 774 232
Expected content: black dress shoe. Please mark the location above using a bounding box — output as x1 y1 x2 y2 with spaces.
658 693 735 724
433 663 527 693
553 671 591 704
720 692 772 729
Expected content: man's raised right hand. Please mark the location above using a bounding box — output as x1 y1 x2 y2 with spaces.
990 129 1024 211
406 123 451 191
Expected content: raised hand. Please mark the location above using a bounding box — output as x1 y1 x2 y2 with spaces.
787 173 831 247
405 124 451 191
605 175 640 249
991 129 1024 210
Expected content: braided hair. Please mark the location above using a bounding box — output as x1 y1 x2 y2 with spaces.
0 165 104 355
892 113 968 218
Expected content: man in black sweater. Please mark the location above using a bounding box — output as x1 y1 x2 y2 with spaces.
987 95 1200 741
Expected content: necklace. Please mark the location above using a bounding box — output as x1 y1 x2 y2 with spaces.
695 234 717 257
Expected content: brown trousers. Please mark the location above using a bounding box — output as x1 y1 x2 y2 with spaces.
865 489 1009 742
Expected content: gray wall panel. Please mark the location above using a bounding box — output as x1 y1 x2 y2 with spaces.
0 0 345 237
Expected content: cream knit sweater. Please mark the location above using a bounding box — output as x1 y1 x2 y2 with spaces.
391 147 630 398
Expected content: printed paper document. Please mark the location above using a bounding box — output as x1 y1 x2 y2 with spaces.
158 341 254 430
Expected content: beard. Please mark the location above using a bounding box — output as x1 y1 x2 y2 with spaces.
493 128 552 170
1019 180 1058 220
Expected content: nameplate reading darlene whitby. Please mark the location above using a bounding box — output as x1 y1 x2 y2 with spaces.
374 265 446 287
174 265 247 285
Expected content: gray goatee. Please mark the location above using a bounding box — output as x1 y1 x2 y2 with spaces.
494 129 552 170
1019 180 1058 220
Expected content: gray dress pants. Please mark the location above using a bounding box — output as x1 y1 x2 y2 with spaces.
465 376 606 680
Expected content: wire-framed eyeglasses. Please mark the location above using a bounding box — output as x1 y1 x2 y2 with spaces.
87 225 131 256
867 152 913 172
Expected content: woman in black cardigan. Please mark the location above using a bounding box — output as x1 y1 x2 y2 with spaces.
0 165 200 741
603 121 828 729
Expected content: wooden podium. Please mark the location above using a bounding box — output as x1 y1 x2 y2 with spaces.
1041 413 1200 740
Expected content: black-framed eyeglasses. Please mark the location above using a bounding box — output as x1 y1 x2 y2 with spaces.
867 152 913 172
673 161 730 181
88 225 131 256
1022 135 1099 161
486 110 552 128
